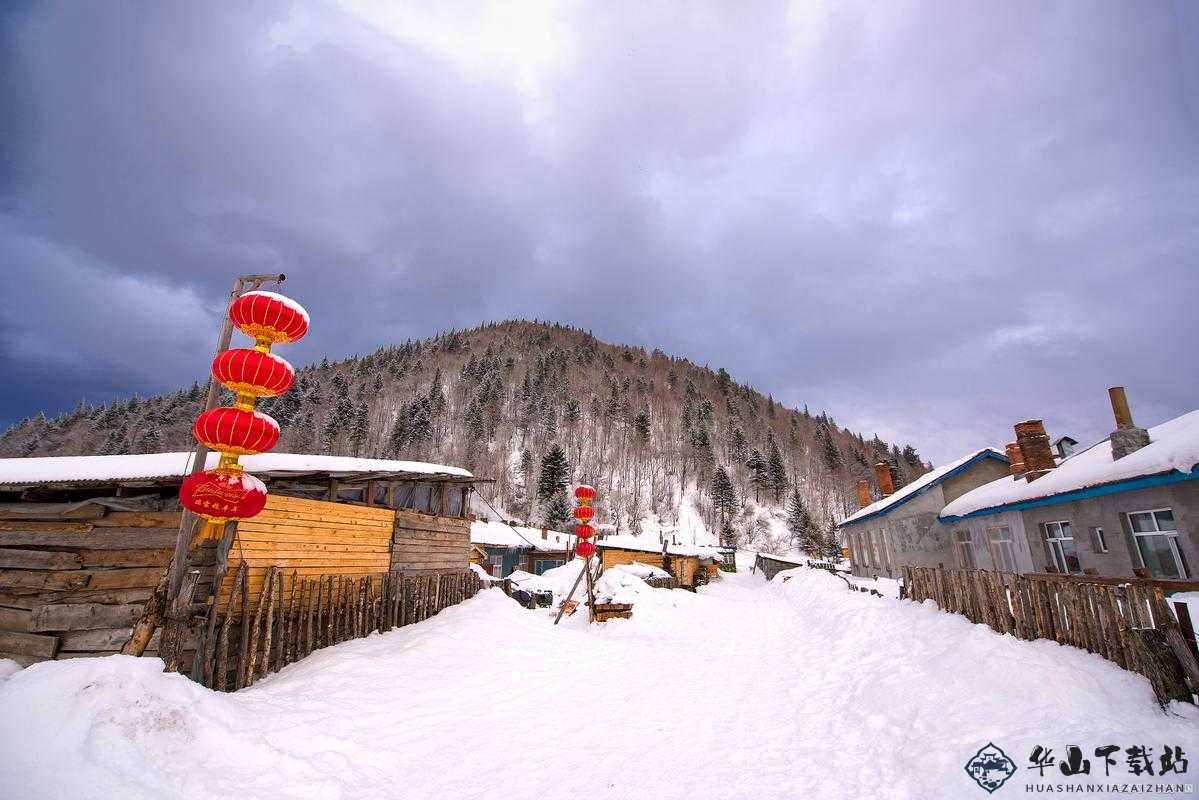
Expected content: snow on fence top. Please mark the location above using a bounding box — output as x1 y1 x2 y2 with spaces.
596 534 724 560
0 451 473 488
941 408 1199 520
839 448 1007 527
469 520 572 551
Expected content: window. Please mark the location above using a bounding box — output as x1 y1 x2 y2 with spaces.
394 482 416 510
1089 526 1108 554
1043 521 1081 574
865 531 876 567
1127 509 1189 580
447 486 465 517
854 532 868 566
372 482 391 507
986 526 1017 573
534 559 564 575
953 530 976 569
411 483 440 514
336 485 366 504
488 553 504 578
879 530 893 571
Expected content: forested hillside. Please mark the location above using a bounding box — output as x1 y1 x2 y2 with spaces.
0 321 929 551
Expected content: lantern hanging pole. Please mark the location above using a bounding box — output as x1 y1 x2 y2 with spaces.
166 273 285 601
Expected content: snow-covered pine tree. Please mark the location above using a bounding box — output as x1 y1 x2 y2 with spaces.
537 445 570 503
766 434 787 502
786 487 816 553
746 449 768 503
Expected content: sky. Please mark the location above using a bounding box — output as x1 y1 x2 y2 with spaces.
1 1 1196 465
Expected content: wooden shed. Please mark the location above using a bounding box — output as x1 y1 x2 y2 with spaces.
0 452 479 668
594 536 724 590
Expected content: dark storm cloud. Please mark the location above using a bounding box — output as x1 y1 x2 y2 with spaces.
2 0 1197 462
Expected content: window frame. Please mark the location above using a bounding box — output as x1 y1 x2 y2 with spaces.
1126 507 1188 580
1088 526 1108 554
1042 520 1081 574
985 525 1017 573
953 529 976 569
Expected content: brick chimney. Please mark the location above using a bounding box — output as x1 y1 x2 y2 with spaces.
540 526 548 540
1015 420 1055 482
856 479 871 509
873 462 896 498
1004 442 1026 479
1108 386 1151 460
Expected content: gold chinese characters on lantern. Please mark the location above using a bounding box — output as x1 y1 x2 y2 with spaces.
180 291 309 541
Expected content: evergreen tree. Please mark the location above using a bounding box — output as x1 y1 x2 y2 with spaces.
350 401 369 455
537 445 570 503
542 492 572 532
786 488 816 553
633 410 651 445
711 466 738 526
766 434 787 502
746 449 768 503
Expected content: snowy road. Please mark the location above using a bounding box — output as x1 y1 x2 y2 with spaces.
2 561 1197 799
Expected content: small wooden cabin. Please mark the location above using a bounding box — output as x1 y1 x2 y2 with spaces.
470 520 572 578
0 452 479 667
594 536 723 590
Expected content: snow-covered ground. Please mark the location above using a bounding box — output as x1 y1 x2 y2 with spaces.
1 563 1196 799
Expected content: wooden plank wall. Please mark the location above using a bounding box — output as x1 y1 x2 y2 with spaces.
217 495 394 611
0 509 216 665
600 549 665 572
390 508 471 575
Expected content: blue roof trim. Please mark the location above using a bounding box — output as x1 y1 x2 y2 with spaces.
940 465 1199 522
838 451 1009 528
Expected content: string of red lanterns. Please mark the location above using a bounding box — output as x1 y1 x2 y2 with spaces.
573 484 597 559
180 290 309 540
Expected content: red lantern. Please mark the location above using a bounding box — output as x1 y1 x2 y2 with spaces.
192 407 280 456
229 290 310 345
574 485 596 503
211 348 295 397
575 523 594 539
572 504 594 523
180 467 267 524
575 540 596 558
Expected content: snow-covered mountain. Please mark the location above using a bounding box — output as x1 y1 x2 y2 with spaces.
0 320 929 551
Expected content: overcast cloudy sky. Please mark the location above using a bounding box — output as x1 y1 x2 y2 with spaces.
1 1 1196 463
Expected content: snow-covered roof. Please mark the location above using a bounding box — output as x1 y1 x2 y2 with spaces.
839 448 1008 528
596 534 724 559
0 452 473 488
941 409 1199 520
469 520 572 552
755 551 807 566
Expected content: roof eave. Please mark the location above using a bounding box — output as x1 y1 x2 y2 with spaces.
940 465 1199 522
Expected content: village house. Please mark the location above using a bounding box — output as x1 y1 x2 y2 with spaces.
940 389 1199 581
469 520 573 578
594 535 723 589
838 450 1012 580
0 451 479 667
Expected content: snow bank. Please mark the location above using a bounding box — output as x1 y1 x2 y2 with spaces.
608 561 670 580
0 658 22 682
943 409 1199 518
1 567 1195 800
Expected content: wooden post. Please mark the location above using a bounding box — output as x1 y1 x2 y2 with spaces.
216 561 246 692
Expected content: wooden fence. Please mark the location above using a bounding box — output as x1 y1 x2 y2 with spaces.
197 563 484 692
901 565 1199 705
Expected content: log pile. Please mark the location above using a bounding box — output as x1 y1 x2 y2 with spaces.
902 565 1199 705
202 563 484 691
